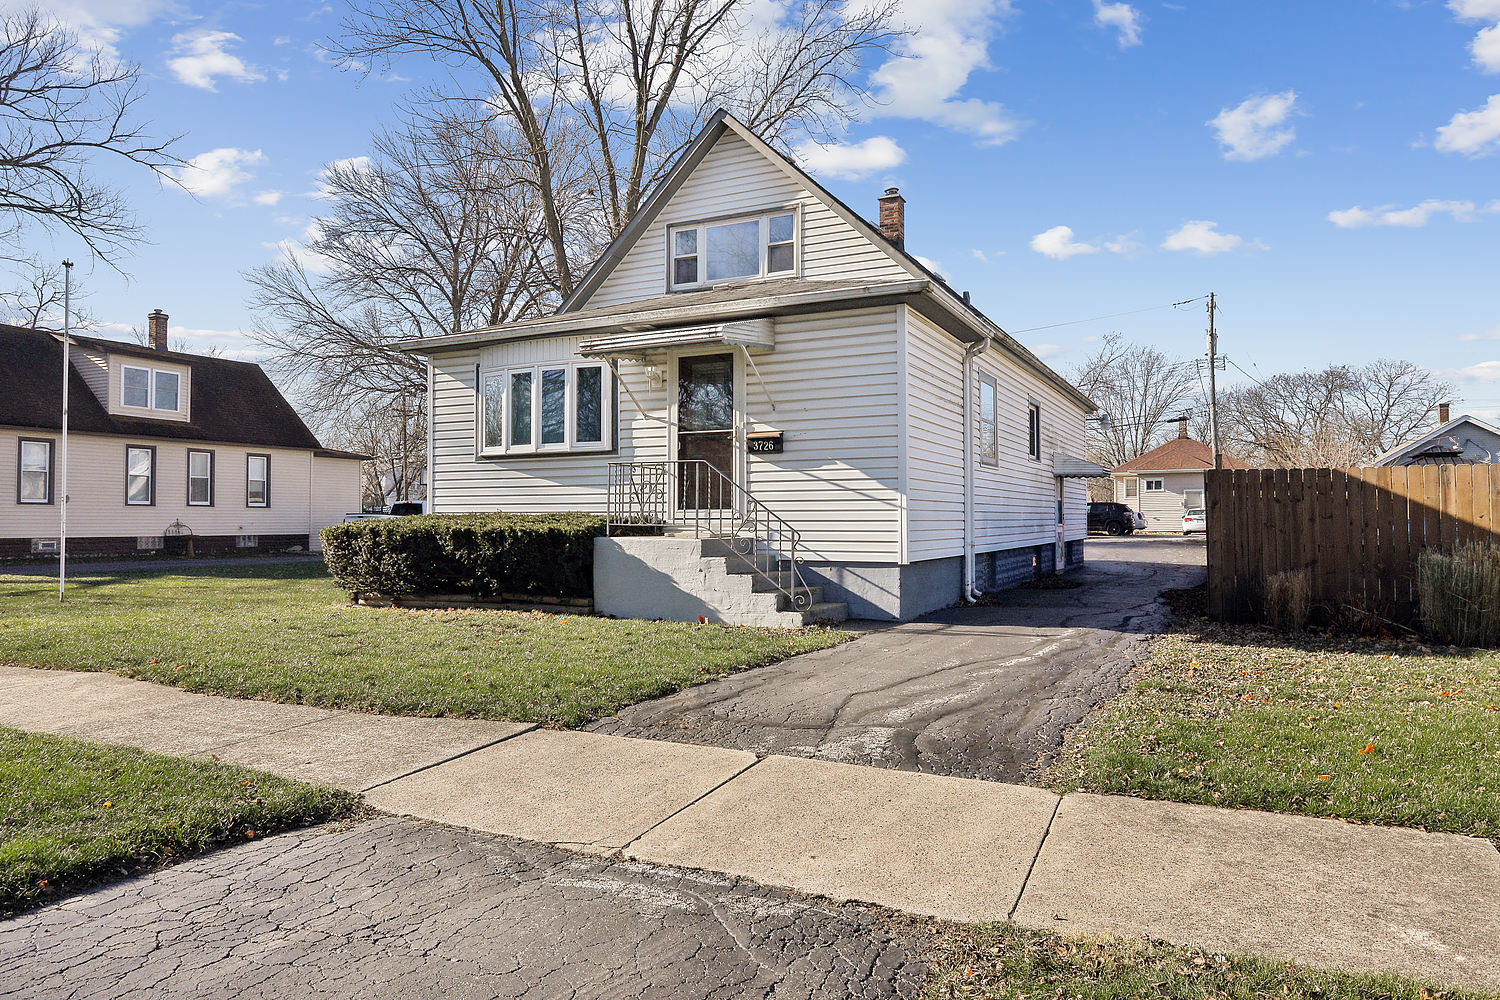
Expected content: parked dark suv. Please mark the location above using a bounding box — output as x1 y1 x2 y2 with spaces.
1088 501 1138 536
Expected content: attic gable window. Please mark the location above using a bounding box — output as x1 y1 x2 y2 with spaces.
668 210 797 290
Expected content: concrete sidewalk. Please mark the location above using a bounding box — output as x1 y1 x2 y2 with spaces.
3 664 1498 992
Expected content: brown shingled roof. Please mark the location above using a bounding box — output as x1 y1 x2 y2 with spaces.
1111 435 1252 474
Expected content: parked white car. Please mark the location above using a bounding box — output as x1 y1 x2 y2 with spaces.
1182 508 1206 534
1131 510 1147 532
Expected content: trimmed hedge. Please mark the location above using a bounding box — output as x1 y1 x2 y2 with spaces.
320 513 605 601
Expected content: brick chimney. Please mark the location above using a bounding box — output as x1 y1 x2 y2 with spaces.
878 187 905 250
1438 401 1451 423
1178 416 1188 439
148 309 168 352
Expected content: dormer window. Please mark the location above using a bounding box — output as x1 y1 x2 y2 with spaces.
668 210 797 290
121 363 181 413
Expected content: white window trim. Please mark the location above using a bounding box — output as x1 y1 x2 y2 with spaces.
977 373 999 468
478 361 613 457
666 207 799 291
1026 401 1042 461
187 448 214 506
246 454 270 508
18 438 53 504
120 362 183 414
1142 477 1165 493
125 445 155 506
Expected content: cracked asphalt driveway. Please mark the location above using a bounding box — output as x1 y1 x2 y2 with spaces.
0 816 927 1000
590 536 1205 781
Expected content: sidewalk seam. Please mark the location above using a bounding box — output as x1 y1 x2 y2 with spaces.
1008 793 1062 921
616 755 763 854
358 724 542 793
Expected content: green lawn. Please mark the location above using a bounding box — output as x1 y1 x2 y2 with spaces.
0 563 850 727
1046 616 1500 841
0 726 357 916
922 924 1494 1000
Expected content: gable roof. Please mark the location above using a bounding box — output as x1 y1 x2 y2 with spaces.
0 324 325 451
1371 414 1500 465
412 109 1094 413
1112 435 1252 474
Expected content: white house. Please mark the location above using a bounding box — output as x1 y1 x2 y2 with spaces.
1110 422 1250 532
1 315 366 558
402 110 1103 623
1372 405 1500 466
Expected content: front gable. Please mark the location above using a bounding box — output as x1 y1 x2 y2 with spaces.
573 116 914 312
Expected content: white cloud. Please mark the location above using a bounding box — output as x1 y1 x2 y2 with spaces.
1030 225 1100 259
174 147 265 198
1327 199 1492 227
262 220 332 274
1456 360 1500 381
1473 24 1500 72
1161 220 1247 255
866 0 1025 147
1031 343 1065 359
1459 325 1500 341
252 190 284 206
793 136 906 180
1208 91 1299 161
1093 1 1143 48
1451 0 1500 18
914 255 950 280
166 29 265 91
11 0 178 62
1435 94 1500 155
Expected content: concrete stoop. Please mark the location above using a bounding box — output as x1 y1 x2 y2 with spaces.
594 535 849 627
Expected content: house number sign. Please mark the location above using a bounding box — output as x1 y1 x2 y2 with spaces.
747 432 784 454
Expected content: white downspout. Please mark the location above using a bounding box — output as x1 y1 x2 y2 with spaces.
962 337 990 602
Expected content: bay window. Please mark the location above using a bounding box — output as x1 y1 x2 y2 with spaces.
668 210 797 290
18 438 53 504
480 362 612 456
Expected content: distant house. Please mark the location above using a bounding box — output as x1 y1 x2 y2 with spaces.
1 313 366 558
1371 404 1500 467
400 109 1104 623
1111 421 1250 532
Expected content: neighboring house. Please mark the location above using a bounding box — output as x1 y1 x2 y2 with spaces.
1 314 366 558
1371 404 1500 467
401 110 1103 623
1111 421 1250 532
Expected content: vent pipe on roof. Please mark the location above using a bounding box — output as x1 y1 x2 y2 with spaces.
878 187 905 250
148 309 169 352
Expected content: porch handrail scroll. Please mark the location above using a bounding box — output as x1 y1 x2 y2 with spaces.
606 460 813 612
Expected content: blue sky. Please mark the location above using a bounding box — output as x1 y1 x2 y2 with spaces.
15 0 1500 419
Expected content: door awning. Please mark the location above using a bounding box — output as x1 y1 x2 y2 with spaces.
1053 453 1111 478
578 318 774 359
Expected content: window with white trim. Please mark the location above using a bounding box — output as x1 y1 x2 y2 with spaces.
480 362 612 456
125 446 155 505
18 438 53 504
247 454 270 507
977 374 998 466
121 363 182 413
1124 477 1137 499
187 449 213 506
1026 402 1042 461
668 211 797 290
1143 477 1164 493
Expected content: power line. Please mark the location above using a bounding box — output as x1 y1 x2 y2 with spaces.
1009 295 1208 335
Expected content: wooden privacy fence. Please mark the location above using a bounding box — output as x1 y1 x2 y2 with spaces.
1205 465 1500 624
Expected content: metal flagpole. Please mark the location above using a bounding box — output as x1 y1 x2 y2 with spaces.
59 260 72 602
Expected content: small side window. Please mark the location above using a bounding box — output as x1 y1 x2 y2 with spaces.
977 374 998 466
1026 402 1042 461
481 371 506 452
126 446 155 505
247 454 270 507
1143 477 1165 493
18 439 53 504
672 229 698 286
766 213 795 274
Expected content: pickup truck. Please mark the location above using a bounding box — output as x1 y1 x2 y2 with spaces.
342 501 426 522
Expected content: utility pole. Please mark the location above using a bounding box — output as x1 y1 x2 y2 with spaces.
1206 292 1222 470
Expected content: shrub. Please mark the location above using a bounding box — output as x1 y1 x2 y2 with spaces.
1416 540 1500 648
1261 568 1311 630
320 513 605 601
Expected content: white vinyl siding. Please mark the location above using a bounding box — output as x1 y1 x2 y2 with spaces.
904 307 1089 562
582 129 908 310
1116 471 1205 532
427 306 904 563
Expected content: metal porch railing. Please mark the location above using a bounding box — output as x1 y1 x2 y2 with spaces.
606 460 813 612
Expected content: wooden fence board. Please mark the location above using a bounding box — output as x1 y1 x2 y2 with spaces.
1204 462 1500 626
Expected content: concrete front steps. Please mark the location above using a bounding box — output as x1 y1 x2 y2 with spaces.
593 535 849 627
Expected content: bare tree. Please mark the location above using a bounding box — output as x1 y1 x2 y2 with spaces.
320 397 428 507
1071 332 1199 470
332 0 900 297
0 8 181 262
1216 360 1452 467
0 257 95 330
245 112 557 419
